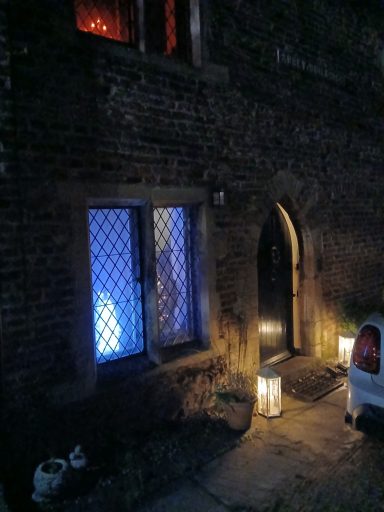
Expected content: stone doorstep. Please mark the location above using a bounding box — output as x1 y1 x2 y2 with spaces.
274 356 323 384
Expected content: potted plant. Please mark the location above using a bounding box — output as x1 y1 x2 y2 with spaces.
215 370 257 431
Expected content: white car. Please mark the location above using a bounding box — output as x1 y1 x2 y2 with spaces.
346 313 384 430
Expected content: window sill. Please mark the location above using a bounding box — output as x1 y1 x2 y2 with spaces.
152 344 216 375
95 343 215 390
159 340 206 364
76 30 229 85
96 353 156 388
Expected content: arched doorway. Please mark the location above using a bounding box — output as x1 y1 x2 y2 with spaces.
258 204 299 365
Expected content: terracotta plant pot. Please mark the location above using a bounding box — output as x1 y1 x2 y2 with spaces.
224 401 255 431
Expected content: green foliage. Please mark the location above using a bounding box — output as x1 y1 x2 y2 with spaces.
338 299 384 334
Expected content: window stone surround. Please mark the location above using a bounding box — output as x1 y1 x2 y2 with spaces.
55 182 218 404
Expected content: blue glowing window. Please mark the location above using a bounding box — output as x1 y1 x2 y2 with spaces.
88 208 144 363
154 207 196 346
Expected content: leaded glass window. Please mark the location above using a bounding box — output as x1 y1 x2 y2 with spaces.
145 0 190 60
154 207 196 346
74 0 137 45
88 208 144 363
74 0 192 63
165 0 177 55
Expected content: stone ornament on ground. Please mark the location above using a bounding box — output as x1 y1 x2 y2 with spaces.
69 445 88 470
32 446 89 503
32 458 69 503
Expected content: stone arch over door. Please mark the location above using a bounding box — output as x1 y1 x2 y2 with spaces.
259 171 324 359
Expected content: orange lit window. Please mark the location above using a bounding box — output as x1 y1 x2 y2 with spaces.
145 0 190 61
165 0 177 56
75 0 137 45
75 0 192 63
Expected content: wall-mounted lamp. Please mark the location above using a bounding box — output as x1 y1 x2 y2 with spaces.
212 189 225 207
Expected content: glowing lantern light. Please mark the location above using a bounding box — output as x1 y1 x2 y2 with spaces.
257 367 281 418
95 291 121 356
338 332 355 367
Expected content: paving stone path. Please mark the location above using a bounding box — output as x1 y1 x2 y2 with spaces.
138 387 384 512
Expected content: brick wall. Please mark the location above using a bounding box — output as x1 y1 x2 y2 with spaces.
1 0 384 411
0 0 30 401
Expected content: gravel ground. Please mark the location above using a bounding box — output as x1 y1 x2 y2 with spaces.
266 433 384 512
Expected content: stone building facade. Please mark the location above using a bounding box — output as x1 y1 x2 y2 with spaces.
1 0 384 422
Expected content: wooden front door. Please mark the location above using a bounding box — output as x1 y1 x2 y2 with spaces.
258 206 293 365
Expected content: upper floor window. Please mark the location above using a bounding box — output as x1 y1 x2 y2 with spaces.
145 0 190 59
74 0 200 63
75 0 137 45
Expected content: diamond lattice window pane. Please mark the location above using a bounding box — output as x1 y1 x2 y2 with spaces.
75 0 136 45
154 207 195 346
165 0 177 55
88 208 144 363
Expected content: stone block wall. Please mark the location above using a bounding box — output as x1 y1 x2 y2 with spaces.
1 0 384 415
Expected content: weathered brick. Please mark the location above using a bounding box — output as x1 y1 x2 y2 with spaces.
0 0 384 417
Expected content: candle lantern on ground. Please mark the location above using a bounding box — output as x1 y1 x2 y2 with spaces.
338 332 355 367
257 367 281 418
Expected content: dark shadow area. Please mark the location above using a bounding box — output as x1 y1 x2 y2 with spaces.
2 406 242 511
355 414 384 440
